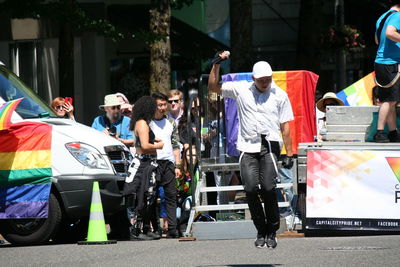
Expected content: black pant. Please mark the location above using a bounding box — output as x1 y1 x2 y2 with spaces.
240 140 280 236
156 160 177 231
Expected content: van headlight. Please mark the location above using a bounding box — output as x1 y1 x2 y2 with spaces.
65 142 109 169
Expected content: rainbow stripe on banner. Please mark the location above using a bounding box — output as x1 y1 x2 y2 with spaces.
0 121 52 219
336 72 376 106
0 98 23 131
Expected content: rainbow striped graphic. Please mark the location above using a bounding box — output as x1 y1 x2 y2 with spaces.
0 121 52 218
386 157 400 183
336 72 376 106
0 98 23 131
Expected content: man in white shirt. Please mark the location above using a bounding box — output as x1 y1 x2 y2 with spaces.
208 54 294 249
150 92 182 238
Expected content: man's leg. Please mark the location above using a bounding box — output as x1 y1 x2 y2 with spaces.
240 153 267 237
162 163 178 236
387 102 398 130
259 153 280 235
378 101 397 130
376 101 394 142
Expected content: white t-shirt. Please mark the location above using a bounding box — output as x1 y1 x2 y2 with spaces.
150 117 179 162
222 81 294 153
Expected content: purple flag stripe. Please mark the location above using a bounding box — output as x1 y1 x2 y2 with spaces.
0 201 49 219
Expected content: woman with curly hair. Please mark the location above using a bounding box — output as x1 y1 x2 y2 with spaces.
123 96 164 241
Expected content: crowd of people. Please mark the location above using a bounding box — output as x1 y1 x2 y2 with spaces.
49 90 202 240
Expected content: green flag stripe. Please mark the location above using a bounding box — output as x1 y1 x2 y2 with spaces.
0 168 52 186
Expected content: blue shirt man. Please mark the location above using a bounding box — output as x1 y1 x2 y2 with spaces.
375 9 400 64
92 115 133 140
91 94 134 147
373 2 400 143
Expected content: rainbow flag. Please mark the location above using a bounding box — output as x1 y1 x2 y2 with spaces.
336 72 376 106
0 98 23 131
223 71 319 155
0 121 52 219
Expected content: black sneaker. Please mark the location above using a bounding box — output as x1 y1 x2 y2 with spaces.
374 131 390 143
130 233 154 241
166 229 179 239
388 130 400 142
254 233 266 249
266 232 277 249
146 231 161 240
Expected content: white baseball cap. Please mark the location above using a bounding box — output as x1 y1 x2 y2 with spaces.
252 61 273 79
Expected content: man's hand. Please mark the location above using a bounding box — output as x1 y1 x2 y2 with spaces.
102 128 110 135
282 156 294 169
213 50 230 65
175 168 182 178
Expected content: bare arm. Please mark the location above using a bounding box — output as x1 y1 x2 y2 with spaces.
280 122 293 157
118 138 134 147
208 64 222 94
375 34 379 45
386 25 400 42
136 120 163 153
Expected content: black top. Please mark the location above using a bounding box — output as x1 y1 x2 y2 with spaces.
135 128 155 148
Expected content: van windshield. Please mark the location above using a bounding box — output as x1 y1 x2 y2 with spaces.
0 65 56 118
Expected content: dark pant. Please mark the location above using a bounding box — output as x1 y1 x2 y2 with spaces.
156 160 177 231
240 140 280 236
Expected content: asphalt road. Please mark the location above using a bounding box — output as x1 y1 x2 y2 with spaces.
1 235 399 267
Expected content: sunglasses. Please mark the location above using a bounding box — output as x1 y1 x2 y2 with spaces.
55 105 64 111
110 106 121 110
168 99 181 104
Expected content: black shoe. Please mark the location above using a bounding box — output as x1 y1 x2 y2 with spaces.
146 231 161 240
130 233 154 241
388 130 400 142
266 232 277 249
254 233 266 249
166 229 179 239
374 131 390 143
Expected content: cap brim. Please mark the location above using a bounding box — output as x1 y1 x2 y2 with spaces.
253 72 273 79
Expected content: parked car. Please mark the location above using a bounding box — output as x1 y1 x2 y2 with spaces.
0 62 130 245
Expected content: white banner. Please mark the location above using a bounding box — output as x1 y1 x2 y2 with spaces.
306 150 400 230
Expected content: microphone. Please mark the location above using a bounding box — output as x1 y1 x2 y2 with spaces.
211 51 230 65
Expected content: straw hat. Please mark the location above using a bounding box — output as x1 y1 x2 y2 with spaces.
316 92 344 112
99 94 121 110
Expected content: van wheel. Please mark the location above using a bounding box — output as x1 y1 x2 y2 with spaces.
0 193 62 245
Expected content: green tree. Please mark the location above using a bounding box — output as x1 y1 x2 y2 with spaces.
0 0 127 98
229 0 253 73
149 0 192 94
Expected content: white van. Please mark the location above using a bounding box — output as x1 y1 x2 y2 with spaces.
0 63 130 245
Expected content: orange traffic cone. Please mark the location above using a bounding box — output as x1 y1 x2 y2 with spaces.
78 181 117 245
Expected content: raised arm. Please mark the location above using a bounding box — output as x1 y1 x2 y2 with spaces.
208 64 222 94
208 51 230 94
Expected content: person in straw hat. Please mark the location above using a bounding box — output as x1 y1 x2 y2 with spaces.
91 94 134 147
316 92 344 141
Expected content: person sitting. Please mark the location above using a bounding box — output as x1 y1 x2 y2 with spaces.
316 92 344 141
51 97 75 120
91 94 134 147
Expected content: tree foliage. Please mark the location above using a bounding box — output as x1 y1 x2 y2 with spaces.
0 0 130 42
